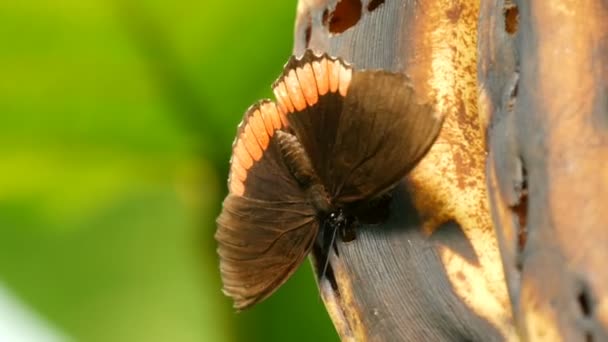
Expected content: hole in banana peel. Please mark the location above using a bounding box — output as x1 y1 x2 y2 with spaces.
512 164 528 271
578 282 593 317
323 0 362 34
503 2 519 34
507 74 519 113
577 281 595 341
367 0 385 12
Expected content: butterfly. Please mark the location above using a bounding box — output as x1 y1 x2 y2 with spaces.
215 49 443 310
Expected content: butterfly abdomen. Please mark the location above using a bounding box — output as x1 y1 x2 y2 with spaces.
275 130 331 213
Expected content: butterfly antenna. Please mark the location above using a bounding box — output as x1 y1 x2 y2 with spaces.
320 222 339 279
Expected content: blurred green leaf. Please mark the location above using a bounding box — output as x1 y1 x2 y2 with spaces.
0 0 337 341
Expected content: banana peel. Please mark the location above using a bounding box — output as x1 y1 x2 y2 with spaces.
479 0 608 340
295 0 516 340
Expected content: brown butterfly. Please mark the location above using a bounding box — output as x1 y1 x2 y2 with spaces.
215 50 444 310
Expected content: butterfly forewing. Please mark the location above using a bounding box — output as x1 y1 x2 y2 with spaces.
273 51 443 204
272 51 350 195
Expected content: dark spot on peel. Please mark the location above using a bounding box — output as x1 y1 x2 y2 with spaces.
514 192 527 251
445 3 463 23
578 282 593 317
504 3 519 34
304 25 312 47
323 0 362 34
367 0 384 12
303 13 312 48
512 163 528 271
451 151 469 190
507 73 519 113
576 281 596 341
322 8 330 27
511 76 519 97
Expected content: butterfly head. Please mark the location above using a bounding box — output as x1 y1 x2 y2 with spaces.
327 208 356 243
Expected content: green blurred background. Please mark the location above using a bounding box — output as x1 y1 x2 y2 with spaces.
0 1 337 341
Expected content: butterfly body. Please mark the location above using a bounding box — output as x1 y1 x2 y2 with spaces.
216 50 444 310
275 129 332 214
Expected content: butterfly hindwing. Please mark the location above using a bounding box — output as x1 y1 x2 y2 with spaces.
216 194 317 310
227 100 300 201
216 101 318 310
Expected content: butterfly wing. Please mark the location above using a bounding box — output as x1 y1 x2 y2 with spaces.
215 101 318 310
328 70 444 203
272 51 443 204
272 52 347 193
216 195 317 310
